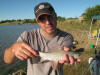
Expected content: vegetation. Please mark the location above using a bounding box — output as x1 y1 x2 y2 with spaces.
84 5 100 22
57 16 66 23
0 19 37 25
0 16 67 25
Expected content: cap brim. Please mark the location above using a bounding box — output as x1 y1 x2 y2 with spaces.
36 13 52 20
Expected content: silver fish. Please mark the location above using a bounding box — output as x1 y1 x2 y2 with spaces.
38 49 80 69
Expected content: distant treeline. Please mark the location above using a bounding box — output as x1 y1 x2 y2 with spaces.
0 16 67 25
0 19 37 25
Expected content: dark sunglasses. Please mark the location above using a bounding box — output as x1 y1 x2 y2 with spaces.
37 14 53 23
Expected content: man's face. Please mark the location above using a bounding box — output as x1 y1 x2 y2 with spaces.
36 14 57 34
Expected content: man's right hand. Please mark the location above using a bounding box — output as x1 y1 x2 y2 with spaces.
11 42 39 61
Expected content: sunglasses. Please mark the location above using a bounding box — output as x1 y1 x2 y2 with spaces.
37 14 54 23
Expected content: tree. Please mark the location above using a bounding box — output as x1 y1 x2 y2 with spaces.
23 19 36 24
57 16 66 22
84 5 100 22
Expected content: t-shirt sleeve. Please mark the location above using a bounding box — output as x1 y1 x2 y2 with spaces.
62 34 74 49
17 31 28 43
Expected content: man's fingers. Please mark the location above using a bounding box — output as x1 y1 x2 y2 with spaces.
58 60 65 64
17 51 28 60
59 54 70 64
69 56 74 65
21 47 36 58
64 54 70 64
17 55 25 60
63 46 69 51
21 43 38 56
77 58 81 62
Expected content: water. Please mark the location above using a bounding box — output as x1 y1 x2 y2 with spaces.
0 24 40 75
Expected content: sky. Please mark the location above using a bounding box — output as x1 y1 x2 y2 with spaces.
0 0 100 21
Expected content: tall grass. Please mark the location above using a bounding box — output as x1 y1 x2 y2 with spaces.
63 62 91 75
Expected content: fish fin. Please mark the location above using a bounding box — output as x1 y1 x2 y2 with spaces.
39 57 49 63
40 57 44 62
50 61 60 70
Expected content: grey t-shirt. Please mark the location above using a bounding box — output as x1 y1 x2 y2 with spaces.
17 28 74 75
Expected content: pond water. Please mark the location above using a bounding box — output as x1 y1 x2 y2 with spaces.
0 24 40 75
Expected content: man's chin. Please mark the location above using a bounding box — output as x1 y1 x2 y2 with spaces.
47 29 56 34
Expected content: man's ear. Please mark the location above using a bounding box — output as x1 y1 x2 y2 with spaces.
36 18 40 24
36 18 38 23
36 19 41 25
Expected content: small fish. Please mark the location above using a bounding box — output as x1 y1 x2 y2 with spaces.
38 49 80 69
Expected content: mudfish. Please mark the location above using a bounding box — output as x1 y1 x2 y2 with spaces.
38 49 80 69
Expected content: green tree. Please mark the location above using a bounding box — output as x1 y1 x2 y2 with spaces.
84 5 100 22
23 19 36 24
57 16 66 22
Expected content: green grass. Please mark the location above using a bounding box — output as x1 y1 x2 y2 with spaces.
63 62 91 75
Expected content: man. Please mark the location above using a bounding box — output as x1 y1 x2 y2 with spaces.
4 2 80 75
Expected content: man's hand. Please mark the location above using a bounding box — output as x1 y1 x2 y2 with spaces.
12 42 38 61
59 46 81 65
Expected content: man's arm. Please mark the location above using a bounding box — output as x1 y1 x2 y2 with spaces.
4 42 38 64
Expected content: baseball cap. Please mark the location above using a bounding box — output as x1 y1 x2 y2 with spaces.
34 2 57 19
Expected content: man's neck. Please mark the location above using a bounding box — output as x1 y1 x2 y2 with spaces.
41 29 57 38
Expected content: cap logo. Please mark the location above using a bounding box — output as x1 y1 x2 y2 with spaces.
39 5 44 9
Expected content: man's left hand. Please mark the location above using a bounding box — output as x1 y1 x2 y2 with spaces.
58 46 81 65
